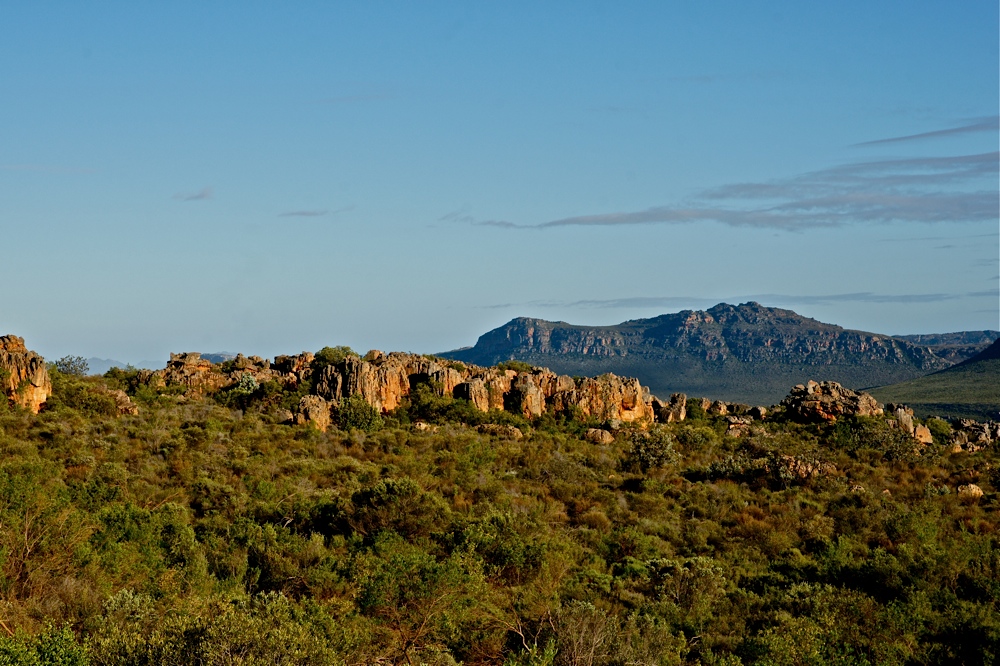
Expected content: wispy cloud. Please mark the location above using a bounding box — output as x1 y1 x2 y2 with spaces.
440 208 515 228
664 70 787 84
477 150 998 231
278 206 354 218
280 210 328 217
0 163 95 174
173 187 213 202
855 116 999 146
314 94 392 105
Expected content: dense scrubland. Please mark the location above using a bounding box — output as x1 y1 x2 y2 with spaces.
0 360 996 665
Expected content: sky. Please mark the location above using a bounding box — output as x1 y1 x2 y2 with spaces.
1 1 998 365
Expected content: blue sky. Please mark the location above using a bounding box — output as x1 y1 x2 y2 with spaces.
1 1 997 364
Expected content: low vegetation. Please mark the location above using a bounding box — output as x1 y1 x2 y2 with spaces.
0 364 996 664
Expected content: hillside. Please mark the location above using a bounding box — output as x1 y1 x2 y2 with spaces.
871 338 1000 421
441 302 970 405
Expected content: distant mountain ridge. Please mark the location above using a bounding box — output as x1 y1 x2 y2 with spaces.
441 302 995 405
870 338 1000 421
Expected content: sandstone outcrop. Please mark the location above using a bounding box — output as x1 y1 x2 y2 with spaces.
295 395 331 432
0 335 51 413
652 393 686 423
886 403 915 436
160 353 230 394
913 425 933 445
781 381 883 423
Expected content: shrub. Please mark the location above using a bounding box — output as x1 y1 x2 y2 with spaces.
337 394 383 432
497 360 534 374
311 346 358 373
623 428 679 473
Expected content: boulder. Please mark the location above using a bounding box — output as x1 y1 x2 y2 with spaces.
725 415 754 438
781 381 883 423
0 335 51 413
958 484 984 499
476 424 523 440
585 428 615 445
708 400 729 416
108 389 139 416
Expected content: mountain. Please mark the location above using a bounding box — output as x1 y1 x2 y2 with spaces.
870 339 1000 421
86 358 166 374
891 331 1000 364
440 302 971 405
86 354 238 375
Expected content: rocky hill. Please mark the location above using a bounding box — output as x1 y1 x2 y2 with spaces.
440 302 982 405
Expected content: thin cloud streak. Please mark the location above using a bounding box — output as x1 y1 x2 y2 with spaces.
314 94 392 105
855 116 1000 146
525 151 999 231
484 291 991 311
173 187 213 202
279 205 355 218
0 163 95 174
280 210 328 217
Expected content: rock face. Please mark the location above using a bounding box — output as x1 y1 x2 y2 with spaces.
0 336 51 413
781 381 883 423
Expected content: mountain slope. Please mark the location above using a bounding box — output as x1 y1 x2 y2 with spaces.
441 302 959 405
870 339 1000 421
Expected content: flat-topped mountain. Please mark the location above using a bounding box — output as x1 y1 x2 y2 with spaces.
441 302 991 405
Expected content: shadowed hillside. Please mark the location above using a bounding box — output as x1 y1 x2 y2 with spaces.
871 338 1000 421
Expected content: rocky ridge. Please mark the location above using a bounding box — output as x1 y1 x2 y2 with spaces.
142 350 657 431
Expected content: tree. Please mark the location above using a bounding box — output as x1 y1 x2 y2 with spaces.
53 356 89 376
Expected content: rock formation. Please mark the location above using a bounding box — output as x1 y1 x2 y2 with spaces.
0 335 51 413
652 393 687 423
781 381 883 423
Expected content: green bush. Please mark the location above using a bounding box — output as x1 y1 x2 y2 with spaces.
337 394 383 432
